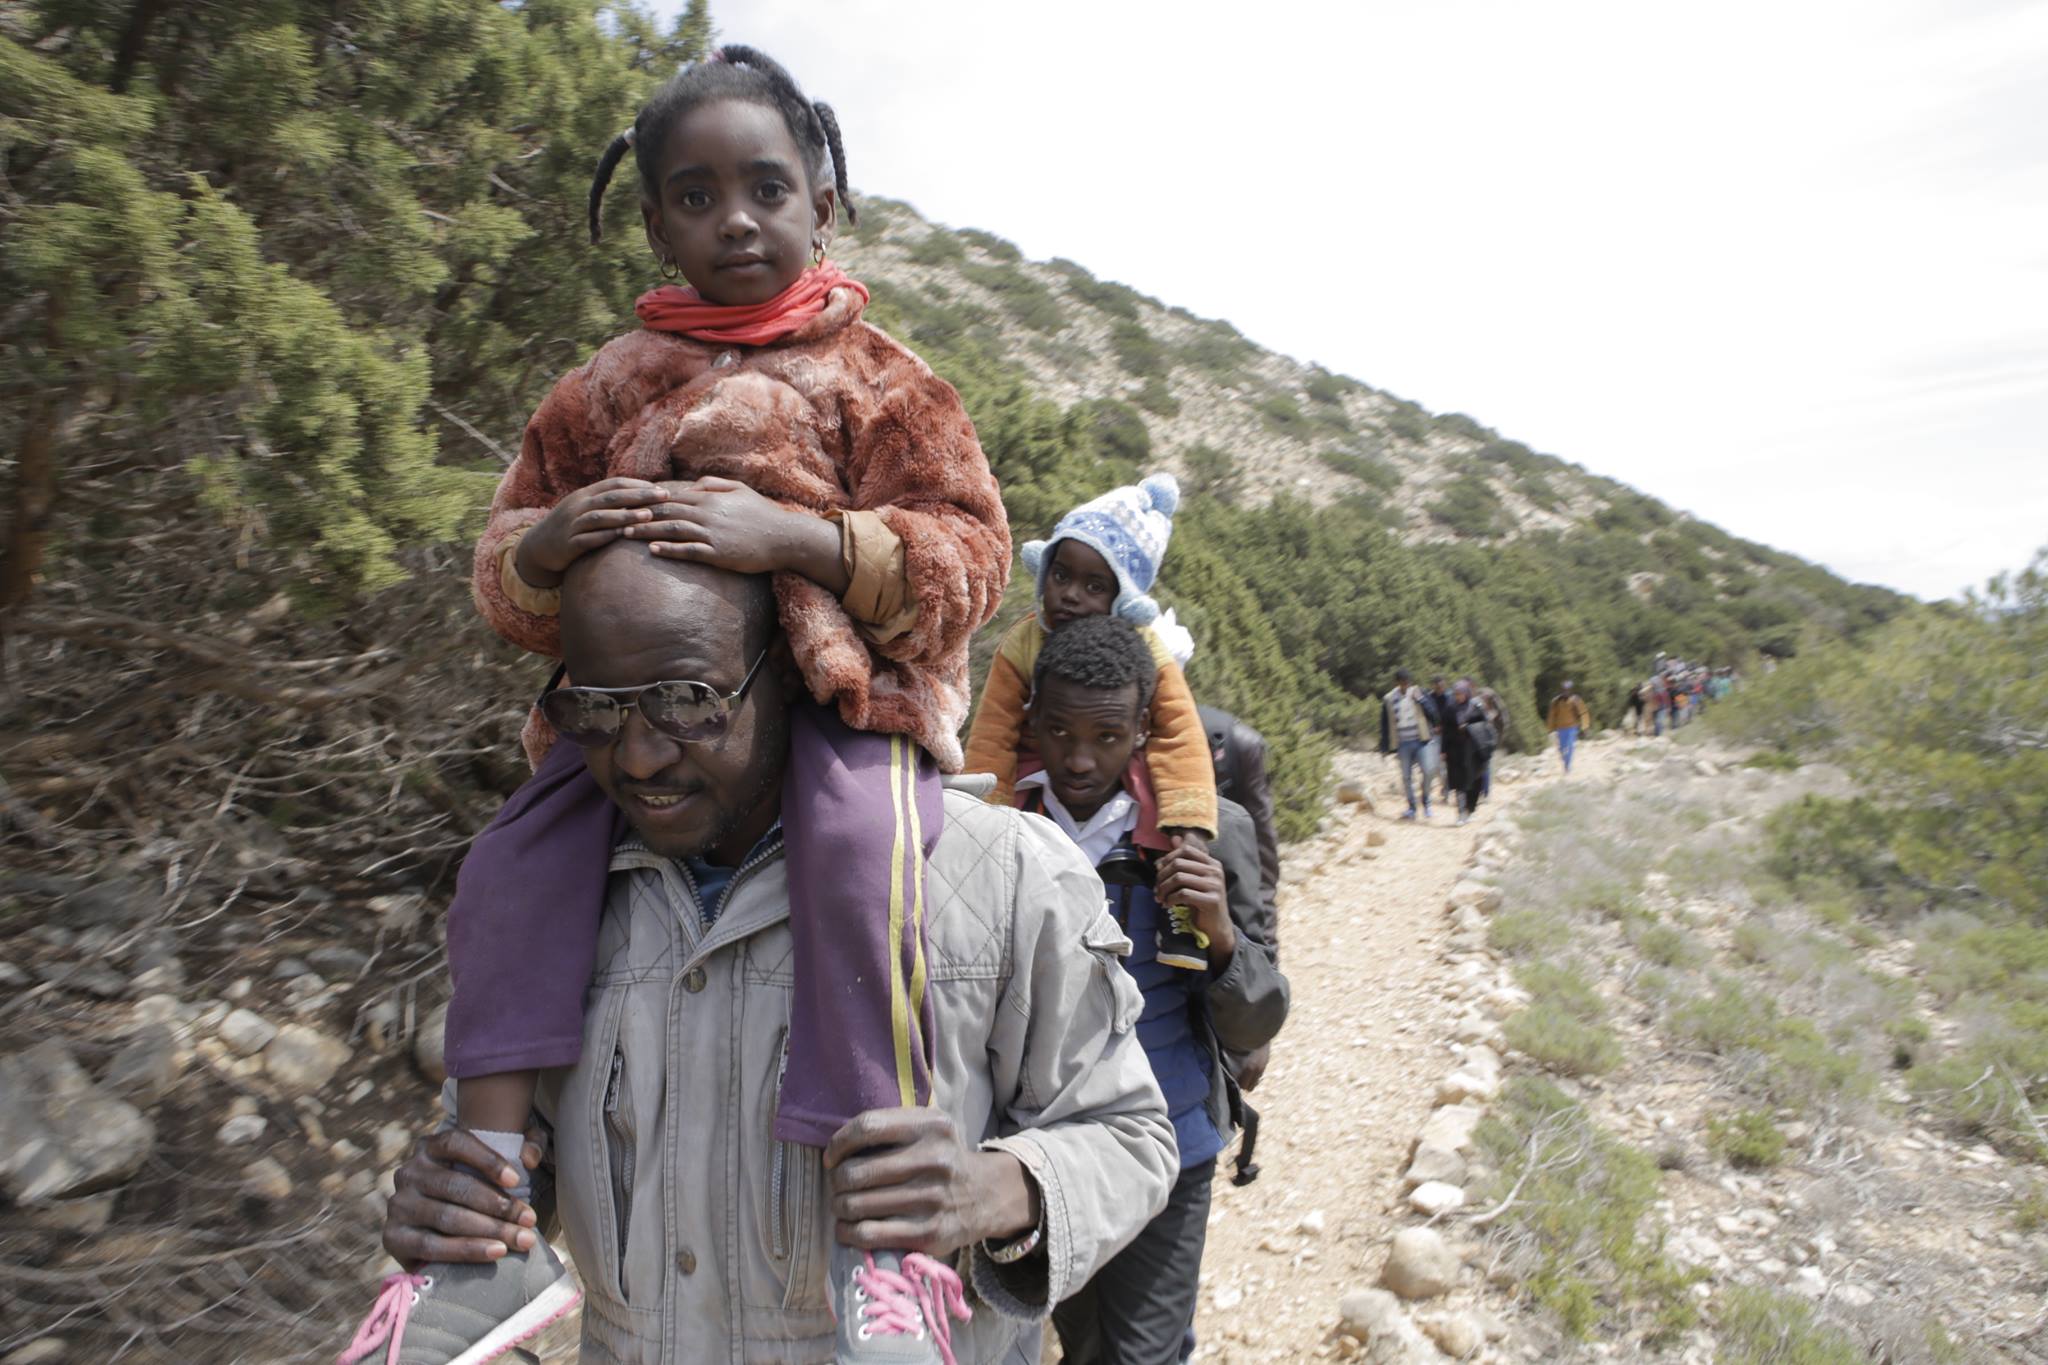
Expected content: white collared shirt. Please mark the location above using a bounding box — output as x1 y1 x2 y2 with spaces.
1016 771 1141 870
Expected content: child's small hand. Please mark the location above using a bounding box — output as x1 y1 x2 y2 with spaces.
518 477 666 588
629 476 850 592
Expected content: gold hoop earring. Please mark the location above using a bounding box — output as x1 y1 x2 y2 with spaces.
659 256 681 281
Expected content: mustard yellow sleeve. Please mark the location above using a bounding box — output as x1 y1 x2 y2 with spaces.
964 652 1031 806
829 508 919 644
1145 659 1218 837
498 526 561 618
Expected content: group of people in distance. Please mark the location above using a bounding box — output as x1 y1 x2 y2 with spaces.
1375 671 1540 825
337 45 1288 1365
1626 656 1740 737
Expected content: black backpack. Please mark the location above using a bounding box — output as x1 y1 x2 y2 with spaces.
1466 716 1498 758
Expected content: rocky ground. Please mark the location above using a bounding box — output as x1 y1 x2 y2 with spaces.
1179 741 1587 1364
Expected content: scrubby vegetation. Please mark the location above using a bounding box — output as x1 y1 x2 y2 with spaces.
1709 550 2048 1155
1474 1078 1701 1341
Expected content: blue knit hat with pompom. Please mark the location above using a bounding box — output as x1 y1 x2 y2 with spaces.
1021 472 1180 625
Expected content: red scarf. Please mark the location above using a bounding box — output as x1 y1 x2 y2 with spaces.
634 261 869 346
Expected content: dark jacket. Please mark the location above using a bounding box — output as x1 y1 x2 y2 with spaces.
1202 796 1291 1126
1199 706 1280 954
1016 786 1289 1142
1443 697 1495 792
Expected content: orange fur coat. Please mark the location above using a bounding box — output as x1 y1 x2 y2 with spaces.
471 287 1009 770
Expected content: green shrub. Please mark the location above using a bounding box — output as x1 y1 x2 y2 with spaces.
1743 749 1802 772
1305 369 1350 405
906 229 967 265
1672 980 1872 1107
963 262 1067 333
1493 907 1572 957
1715 1286 1868 1365
1181 443 1238 503
1134 375 1179 417
1504 1000 1622 1076
955 227 1021 260
1435 411 1493 441
1383 402 1432 443
2013 1180 2048 1231
1474 1079 1702 1341
1427 472 1507 539
1706 1109 1787 1169
1633 921 1707 969
1109 318 1168 378
1317 448 1401 494
1178 325 1256 379
1517 961 1607 1022
1049 260 1149 319
1255 393 1307 435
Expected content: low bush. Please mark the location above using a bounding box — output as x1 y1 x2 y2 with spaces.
1427 472 1507 539
1632 921 1707 969
963 262 1068 333
1706 1109 1787 1169
1050 261 1147 319
1317 448 1401 494
1716 1286 1867 1365
1504 1000 1622 1076
1255 393 1307 435
906 229 967 265
1474 1078 1701 1341
1133 375 1179 417
1178 324 1257 379
1492 906 1572 957
1670 979 1872 1107
955 227 1021 260
1517 961 1607 1022
1383 401 1432 443
1305 368 1350 405
1109 318 1168 378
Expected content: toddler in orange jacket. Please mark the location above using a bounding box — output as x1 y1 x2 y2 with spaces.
964 474 1218 966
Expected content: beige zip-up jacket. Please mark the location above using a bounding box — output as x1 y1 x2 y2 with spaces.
524 780 1177 1364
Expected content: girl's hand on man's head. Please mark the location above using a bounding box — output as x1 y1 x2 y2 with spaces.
517 477 667 588
628 477 850 593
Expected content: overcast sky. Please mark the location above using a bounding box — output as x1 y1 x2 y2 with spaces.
654 0 2048 601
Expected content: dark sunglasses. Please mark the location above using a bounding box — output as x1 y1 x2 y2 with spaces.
537 648 770 748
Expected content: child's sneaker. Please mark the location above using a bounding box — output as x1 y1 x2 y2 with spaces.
829 1243 971 1364
1154 904 1210 972
336 1242 580 1365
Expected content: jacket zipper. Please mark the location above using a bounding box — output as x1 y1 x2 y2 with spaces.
770 1029 791 1262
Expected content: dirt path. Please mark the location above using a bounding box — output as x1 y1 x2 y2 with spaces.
1185 737 1619 1362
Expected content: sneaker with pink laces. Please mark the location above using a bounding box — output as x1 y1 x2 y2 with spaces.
828 1244 972 1365
335 1242 580 1365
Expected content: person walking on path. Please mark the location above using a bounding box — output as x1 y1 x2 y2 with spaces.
1377 668 1437 820
1442 679 1497 826
367 552 1176 1365
1546 680 1591 773
1019 617 1289 1365
1626 682 1645 736
1425 676 1453 808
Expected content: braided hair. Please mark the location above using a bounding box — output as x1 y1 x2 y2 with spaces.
588 45 856 245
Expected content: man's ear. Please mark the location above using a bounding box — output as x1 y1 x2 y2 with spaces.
1133 712 1150 749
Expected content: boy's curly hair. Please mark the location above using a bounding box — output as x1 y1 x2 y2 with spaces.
1033 615 1157 715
